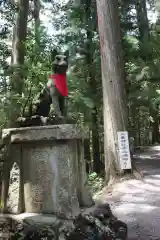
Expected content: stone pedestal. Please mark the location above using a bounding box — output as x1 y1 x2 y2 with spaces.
2 124 93 217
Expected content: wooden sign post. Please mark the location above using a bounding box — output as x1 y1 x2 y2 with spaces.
117 131 132 170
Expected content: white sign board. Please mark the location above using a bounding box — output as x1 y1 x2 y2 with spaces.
117 131 132 170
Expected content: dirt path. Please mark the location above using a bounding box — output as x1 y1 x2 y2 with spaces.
98 146 160 240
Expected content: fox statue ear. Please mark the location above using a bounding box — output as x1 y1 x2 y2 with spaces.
51 49 58 61
64 50 69 58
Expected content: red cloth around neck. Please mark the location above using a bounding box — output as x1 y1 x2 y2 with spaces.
49 73 68 97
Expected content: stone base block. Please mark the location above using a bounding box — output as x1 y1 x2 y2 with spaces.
2 124 93 217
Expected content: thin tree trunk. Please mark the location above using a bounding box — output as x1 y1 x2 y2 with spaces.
152 120 160 144
91 109 102 173
34 0 40 44
152 115 160 144
136 0 150 141
96 0 128 182
11 0 29 76
136 0 150 60
136 0 149 43
1 0 29 214
137 108 141 145
9 0 29 126
85 1 101 174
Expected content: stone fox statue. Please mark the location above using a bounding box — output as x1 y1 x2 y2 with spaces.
47 49 69 117
30 49 69 118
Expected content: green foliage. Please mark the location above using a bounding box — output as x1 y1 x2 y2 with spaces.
88 172 104 195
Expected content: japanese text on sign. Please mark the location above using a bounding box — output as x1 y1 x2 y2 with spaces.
117 131 132 170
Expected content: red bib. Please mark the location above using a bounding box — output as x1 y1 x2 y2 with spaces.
49 73 68 97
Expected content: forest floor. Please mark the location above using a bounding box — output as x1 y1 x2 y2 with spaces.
96 146 160 240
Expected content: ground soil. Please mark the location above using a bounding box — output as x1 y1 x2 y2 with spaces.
96 146 160 239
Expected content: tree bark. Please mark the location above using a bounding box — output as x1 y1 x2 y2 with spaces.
84 1 101 174
96 0 128 182
135 0 150 60
2 0 29 213
34 0 40 45
150 107 160 144
91 109 103 173
9 0 29 126
152 118 160 144
136 0 149 43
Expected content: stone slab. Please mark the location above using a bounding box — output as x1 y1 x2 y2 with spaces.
22 140 80 217
5 213 60 224
2 124 88 143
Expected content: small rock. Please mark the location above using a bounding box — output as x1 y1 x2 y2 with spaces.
66 203 127 240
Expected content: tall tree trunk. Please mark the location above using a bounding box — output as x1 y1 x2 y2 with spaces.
34 0 40 44
91 109 103 173
152 118 160 144
150 107 160 144
135 0 151 143
96 0 128 182
136 0 149 42
85 1 101 174
136 0 150 60
1 0 29 214
9 0 29 126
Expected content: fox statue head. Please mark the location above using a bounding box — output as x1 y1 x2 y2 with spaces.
51 49 69 74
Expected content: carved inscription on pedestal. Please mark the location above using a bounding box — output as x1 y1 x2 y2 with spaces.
29 150 54 211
